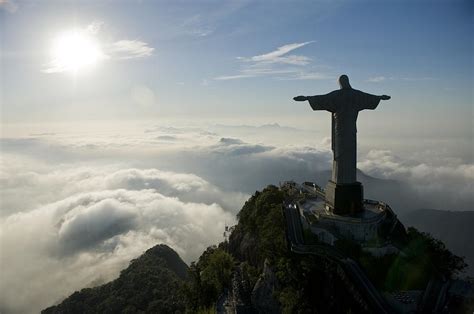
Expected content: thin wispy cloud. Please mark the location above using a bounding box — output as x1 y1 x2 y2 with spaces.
214 74 256 81
366 75 437 83
281 71 332 80
177 2 252 39
239 41 314 65
110 40 154 59
367 76 386 83
401 76 436 81
215 41 330 81
215 68 297 81
181 14 215 37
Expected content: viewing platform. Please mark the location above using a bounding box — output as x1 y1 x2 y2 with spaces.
280 180 400 245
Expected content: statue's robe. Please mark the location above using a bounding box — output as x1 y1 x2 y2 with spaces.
308 88 381 184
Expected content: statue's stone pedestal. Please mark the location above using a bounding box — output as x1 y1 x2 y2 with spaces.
325 181 364 215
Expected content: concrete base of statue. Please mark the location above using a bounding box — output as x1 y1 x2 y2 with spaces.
325 181 364 215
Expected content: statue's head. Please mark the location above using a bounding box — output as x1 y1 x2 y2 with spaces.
339 75 351 89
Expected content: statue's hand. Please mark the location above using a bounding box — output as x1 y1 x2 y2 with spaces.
380 95 391 100
293 96 308 101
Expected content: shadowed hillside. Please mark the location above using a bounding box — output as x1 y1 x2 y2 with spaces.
42 245 188 314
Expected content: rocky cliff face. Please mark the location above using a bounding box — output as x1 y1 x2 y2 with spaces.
251 259 280 313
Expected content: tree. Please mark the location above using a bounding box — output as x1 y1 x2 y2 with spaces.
184 247 234 311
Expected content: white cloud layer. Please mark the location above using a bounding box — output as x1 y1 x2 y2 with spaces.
0 167 238 313
0 122 472 313
358 149 474 211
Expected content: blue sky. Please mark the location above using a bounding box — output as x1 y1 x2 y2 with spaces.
1 0 472 134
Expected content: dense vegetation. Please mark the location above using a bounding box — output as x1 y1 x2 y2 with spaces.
42 245 188 314
185 185 468 312
230 185 288 265
44 186 469 313
402 208 474 276
227 185 373 312
356 227 467 291
183 246 234 312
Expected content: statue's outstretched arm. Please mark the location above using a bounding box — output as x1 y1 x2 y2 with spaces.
357 91 391 110
293 95 308 101
293 92 336 112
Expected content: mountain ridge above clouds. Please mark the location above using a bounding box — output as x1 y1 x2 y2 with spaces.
42 244 189 314
213 122 305 132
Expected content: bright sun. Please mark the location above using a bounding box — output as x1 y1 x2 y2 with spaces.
49 29 104 73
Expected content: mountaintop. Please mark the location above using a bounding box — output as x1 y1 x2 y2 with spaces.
42 244 188 314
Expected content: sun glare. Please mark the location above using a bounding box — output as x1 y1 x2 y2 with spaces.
49 29 104 73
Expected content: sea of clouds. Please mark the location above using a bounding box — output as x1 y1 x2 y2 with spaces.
0 121 472 313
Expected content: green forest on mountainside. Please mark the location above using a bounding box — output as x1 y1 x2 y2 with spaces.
42 245 189 314
186 185 467 312
43 186 467 313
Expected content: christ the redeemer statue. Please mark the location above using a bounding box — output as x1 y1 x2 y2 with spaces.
294 75 390 214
